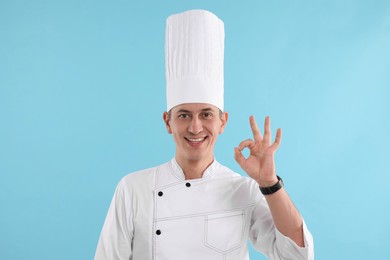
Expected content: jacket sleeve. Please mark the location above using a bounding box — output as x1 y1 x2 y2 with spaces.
249 196 314 260
95 179 134 260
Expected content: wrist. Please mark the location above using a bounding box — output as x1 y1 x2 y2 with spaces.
258 176 279 188
259 175 284 195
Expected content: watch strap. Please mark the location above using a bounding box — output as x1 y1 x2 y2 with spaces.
259 175 284 195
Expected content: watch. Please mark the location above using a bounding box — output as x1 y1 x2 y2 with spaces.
259 176 284 195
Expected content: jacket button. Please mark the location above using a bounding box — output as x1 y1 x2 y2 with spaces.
186 182 191 187
156 230 161 235
158 191 163 196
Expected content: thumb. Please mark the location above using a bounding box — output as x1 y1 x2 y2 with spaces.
234 147 246 168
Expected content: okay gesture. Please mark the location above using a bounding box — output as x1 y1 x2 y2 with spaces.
234 116 282 187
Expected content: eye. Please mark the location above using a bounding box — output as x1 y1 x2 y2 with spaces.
178 113 190 119
203 112 213 118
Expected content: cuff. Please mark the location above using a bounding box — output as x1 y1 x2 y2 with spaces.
274 219 314 260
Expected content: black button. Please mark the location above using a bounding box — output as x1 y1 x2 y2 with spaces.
156 230 161 235
186 182 191 187
158 191 163 196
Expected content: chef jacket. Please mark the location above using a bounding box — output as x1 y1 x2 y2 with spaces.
95 158 314 260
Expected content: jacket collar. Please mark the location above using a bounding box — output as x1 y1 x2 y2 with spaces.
170 157 218 180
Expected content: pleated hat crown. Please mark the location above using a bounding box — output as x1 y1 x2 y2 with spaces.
165 10 225 111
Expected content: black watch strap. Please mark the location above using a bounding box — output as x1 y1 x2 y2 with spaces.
259 176 284 195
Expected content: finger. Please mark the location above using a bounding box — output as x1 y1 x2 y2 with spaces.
263 116 271 145
250 115 263 142
237 139 255 151
234 147 246 168
270 128 282 151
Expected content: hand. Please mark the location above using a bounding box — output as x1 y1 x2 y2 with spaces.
234 116 282 187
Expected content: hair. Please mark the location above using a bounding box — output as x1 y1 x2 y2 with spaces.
166 108 223 121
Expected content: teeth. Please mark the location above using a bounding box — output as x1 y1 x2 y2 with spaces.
187 137 205 142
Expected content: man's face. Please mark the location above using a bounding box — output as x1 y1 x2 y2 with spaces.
163 103 228 164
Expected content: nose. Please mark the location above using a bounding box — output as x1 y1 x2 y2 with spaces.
188 117 203 134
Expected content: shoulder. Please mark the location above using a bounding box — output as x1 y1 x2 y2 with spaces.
214 161 250 181
215 162 258 185
118 161 170 190
214 161 262 196
214 162 240 177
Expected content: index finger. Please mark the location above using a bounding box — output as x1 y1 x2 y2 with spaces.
249 115 263 142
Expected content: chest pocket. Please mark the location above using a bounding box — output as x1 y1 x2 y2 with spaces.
204 210 245 254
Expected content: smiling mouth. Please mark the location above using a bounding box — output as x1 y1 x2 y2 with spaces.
185 137 207 143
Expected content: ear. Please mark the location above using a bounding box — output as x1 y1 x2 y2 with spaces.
218 112 229 134
163 112 172 134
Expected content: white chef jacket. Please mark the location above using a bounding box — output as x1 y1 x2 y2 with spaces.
95 158 314 260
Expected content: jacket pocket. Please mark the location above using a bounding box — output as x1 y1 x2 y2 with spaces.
204 210 245 254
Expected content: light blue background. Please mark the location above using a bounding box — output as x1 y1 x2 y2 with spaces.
1 0 389 259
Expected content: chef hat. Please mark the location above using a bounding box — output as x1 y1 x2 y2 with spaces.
165 10 225 111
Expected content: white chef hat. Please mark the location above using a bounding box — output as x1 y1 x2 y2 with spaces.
165 9 225 111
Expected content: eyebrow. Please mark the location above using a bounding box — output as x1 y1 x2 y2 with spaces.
176 108 214 113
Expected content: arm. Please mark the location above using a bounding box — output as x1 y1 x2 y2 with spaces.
234 116 304 247
95 180 133 260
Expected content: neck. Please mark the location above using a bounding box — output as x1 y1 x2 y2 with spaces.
175 156 214 180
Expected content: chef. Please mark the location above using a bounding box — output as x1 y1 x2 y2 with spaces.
95 9 314 260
